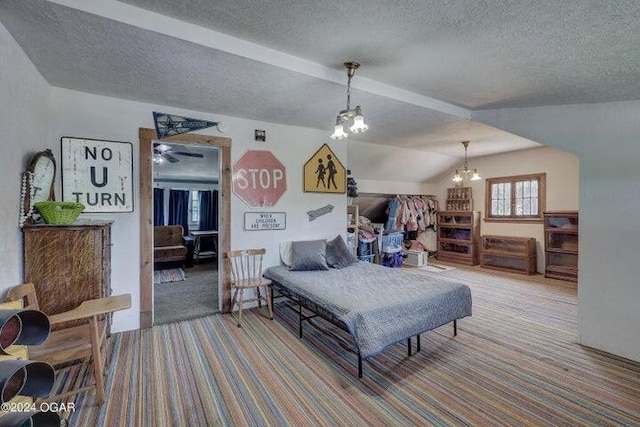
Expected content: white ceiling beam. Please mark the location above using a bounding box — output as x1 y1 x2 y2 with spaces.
47 0 472 120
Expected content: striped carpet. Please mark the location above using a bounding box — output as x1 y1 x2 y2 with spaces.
69 266 640 426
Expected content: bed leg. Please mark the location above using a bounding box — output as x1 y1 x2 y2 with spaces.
298 302 303 339
417 334 421 352
453 319 457 336
407 338 412 356
358 353 362 378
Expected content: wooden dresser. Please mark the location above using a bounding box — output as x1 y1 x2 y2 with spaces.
23 220 112 328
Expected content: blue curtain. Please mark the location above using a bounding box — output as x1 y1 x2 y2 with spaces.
168 189 190 235
153 188 165 226
198 190 218 231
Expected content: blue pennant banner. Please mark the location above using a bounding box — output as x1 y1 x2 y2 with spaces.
153 112 219 139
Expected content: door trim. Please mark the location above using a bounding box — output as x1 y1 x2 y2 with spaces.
139 128 232 328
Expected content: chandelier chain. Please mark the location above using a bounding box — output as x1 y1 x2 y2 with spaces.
346 72 352 111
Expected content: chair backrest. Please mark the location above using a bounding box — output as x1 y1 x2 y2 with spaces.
6 283 40 311
226 249 266 285
154 225 185 247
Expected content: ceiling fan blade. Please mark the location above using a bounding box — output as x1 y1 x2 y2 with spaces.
162 153 180 163
173 151 204 158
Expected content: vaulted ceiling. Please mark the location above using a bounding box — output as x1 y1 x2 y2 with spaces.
2 0 639 181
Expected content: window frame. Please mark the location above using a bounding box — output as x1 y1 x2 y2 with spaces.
484 173 546 223
190 190 200 224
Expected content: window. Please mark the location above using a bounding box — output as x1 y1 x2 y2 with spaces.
190 190 200 223
485 173 546 221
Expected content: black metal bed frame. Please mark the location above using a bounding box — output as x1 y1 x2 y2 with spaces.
270 282 457 378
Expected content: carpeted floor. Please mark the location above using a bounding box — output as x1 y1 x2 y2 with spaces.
153 263 219 325
69 265 640 426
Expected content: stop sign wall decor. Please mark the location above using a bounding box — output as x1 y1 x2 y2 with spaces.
233 150 287 207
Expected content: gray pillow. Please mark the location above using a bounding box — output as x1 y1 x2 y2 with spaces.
325 235 358 269
290 239 329 271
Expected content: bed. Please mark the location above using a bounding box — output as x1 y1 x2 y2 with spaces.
263 260 472 377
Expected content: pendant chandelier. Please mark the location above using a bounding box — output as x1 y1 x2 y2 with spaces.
330 62 369 140
452 140 481 182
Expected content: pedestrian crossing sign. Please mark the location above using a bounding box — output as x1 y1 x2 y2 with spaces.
303 144 346 194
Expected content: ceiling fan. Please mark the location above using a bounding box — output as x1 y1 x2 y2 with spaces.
153 143 204 163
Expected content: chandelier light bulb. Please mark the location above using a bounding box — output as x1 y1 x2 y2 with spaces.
471 169 481 181
330 124 348 140
453 171 462 182
349 108 368 133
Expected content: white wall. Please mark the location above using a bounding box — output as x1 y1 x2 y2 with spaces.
475 101 640 362
432 146 579 272
358 179 437 197
347 139 455 184
48 87 347 332
0 23 50 290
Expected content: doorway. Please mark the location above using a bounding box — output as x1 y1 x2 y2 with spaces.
139 129 231 329
152 142 220 324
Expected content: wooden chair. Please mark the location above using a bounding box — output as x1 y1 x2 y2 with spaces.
5 283 131 405
226 249 273 327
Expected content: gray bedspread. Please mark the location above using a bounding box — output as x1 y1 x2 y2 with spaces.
263 262 472 359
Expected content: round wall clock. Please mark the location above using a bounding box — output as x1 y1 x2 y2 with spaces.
27 149 56 204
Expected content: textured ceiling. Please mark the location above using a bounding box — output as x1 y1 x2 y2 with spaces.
118 0 640 109
2 0 638 181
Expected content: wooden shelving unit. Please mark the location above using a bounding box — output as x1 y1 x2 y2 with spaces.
347 204 359 256
437 211 480 265
544 211 578 282
446 187 473 211
480 235 537 275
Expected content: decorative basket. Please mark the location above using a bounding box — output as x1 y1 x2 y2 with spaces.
34 201 85 225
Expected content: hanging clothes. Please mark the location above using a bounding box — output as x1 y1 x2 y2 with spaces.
426 198 438 231
416 196 438 251
413 196 426 232
384 194 438 245
404 196 419 233
397 196 408 231
385 197 402 232
416 228 438 251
